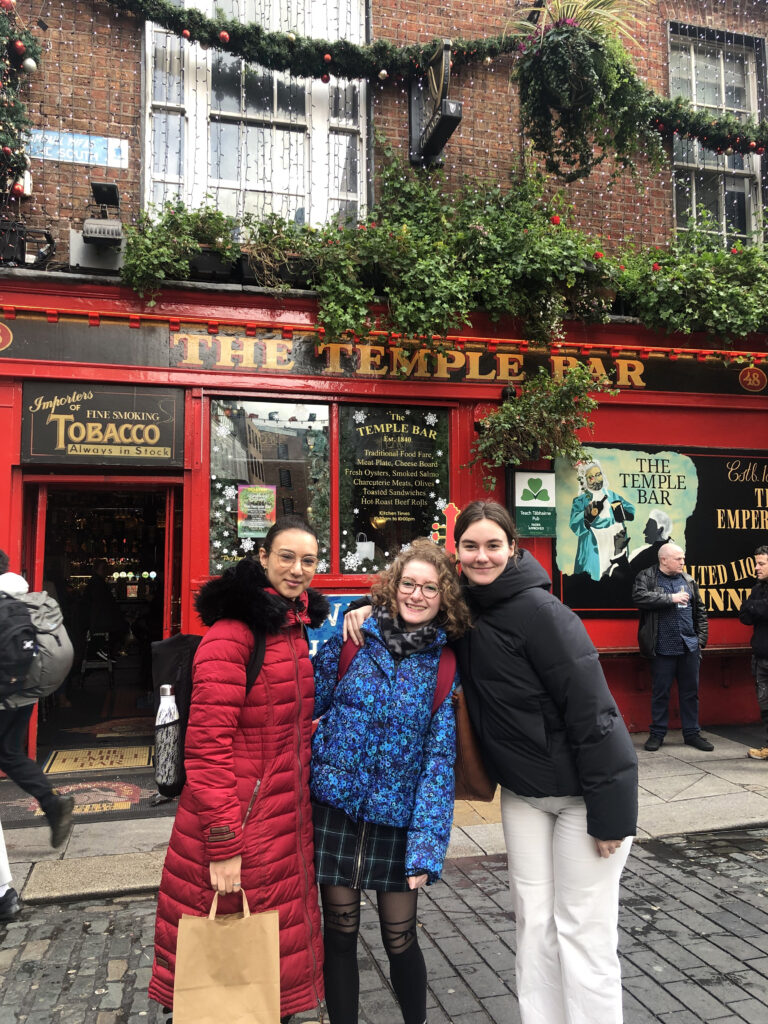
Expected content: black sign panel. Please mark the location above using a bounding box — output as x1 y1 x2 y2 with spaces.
0 318 170 366
21 384 184 467
553 446 768 617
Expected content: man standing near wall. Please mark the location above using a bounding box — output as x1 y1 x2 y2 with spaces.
738 545 768 760
633 543 712 752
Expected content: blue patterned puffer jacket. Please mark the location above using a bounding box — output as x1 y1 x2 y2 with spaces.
311 616 457 883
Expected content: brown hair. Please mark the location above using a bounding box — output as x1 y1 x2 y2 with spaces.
370 538 471 639
454 500 519 548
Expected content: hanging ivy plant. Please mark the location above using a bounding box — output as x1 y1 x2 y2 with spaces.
514 21 665 180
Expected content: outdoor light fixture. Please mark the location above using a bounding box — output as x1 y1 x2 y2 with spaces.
82 181 123 247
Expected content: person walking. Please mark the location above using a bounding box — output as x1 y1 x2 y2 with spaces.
149 516 329 1023
0 551 75 849
739 544 768 760
312 538 469 1024
632 542 712 752
344 505 637 1024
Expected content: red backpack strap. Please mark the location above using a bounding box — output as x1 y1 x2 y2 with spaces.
337 637 360 681
431 647 457 715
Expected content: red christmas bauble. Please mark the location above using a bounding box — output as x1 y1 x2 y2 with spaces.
182 29 191 39
0 0 16 13
219 31 230 44
12 40 26 57
10 181 24 197
324 53 332 62
321 72 330 83
1 145 11 157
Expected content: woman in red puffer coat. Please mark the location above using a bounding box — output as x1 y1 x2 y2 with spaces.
149 516 329 1021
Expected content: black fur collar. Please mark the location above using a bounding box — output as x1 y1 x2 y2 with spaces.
194 558 329 633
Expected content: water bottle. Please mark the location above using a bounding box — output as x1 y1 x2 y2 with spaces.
154 683 182 792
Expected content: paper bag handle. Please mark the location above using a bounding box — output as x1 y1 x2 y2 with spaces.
208 889 251 920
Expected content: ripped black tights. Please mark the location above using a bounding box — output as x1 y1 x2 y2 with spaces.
320 885 427 1024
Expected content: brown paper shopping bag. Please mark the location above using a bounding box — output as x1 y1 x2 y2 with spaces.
174 891 280 1024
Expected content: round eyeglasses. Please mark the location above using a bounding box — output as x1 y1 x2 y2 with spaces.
274 550 319 570
398 578 440 599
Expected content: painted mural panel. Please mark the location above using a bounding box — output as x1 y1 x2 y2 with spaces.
554 447 767 616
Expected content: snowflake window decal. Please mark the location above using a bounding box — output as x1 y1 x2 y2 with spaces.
352 410 367 424
424 412 438 427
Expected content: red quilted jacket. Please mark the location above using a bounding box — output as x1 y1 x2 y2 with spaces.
149 559 328 1017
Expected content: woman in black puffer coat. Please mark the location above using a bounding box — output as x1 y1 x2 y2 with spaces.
453 500 637 1024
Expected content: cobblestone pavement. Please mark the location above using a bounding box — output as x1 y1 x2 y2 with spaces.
1 828 768 1023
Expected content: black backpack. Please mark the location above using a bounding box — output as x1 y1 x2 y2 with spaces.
151 630 266 798
0 594 39 697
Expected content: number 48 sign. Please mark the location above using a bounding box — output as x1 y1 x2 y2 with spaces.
514 471 557 537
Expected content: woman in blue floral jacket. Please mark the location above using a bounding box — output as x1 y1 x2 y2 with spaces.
311 538 470 1024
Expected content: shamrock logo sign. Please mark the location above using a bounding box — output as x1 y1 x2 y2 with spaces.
520 477 550 502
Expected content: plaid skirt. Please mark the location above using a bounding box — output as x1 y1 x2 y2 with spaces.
312 801 409 892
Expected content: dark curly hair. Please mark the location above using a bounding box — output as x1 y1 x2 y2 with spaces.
370 538 471 639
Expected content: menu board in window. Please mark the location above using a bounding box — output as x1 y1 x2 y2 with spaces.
339 405 450 573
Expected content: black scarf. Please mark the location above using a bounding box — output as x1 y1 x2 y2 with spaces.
373 605 440 661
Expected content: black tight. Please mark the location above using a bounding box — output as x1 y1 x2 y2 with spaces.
320 884 427 1024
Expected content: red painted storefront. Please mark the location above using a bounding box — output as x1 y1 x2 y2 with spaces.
0 272 765 739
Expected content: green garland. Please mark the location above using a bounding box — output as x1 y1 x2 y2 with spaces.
0 11 43 192
110 0 768 169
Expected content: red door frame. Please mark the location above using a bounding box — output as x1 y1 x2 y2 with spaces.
21 474 184 759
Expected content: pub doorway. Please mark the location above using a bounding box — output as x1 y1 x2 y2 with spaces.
21 479 183 764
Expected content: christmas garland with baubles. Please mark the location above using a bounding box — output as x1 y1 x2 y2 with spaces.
0 0 41 196
107 0 768 181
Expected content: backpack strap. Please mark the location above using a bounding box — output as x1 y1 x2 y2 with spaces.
244 629 266 696
430 647 457 715
336 636 360 681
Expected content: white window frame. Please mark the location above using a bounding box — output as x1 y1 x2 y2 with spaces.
669 27 764 245
144 0 367 225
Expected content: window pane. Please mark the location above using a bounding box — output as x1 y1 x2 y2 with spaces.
153 31 182 104
277 75 306 119
209 400 330 574
723 51 748 110
210 121 240 181
244 65 274 116
331 82 359 124
338 405 450 574
669 44 692 101
212 54 241 113
694 46 721 107
724 176 748 237
331 132 358 195
674 171 693 224
695 170 721 222
152 112 184 177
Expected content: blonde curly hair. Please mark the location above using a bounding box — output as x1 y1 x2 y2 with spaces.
370 538 471 639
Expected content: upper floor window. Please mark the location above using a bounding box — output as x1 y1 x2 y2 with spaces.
147 0 366 225
669 24 766 245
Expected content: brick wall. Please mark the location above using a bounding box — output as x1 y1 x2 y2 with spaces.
18 0 142 262
11 0 768 263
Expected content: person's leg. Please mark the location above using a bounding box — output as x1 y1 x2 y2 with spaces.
377 889 426 1024
754 657 768 742
320 884 362 1024
649 655 676 737
500 788 565 1024
0 706 56 810
551 798 631 1024
677 650 702 738
0 706 74 847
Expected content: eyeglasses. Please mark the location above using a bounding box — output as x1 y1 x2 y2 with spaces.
398 578 440 599
274 550 319 571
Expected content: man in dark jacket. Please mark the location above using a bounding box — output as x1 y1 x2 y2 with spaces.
738 545 768 760
632 543 712 752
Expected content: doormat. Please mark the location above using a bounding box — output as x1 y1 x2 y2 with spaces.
42 746 154 774
0 771 178 827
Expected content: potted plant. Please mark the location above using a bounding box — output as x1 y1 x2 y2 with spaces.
121 199 239 303
471 362 617 490
239 213 316 288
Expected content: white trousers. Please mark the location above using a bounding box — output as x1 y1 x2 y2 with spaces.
500 789 632 1024
0 813 11 888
